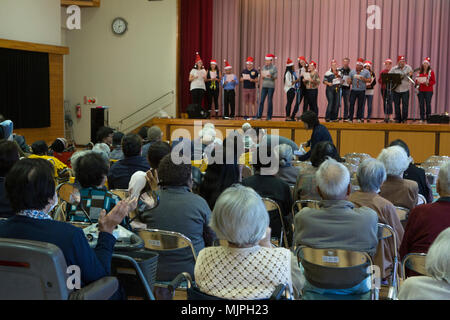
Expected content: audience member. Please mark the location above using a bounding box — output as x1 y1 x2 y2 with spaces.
195 185 304 299
66 152 121 223
147 141 171 169
141 154 215 283
400 161 450 260
92 143 111 163
142 126 163 159
110 132 125 161
275 144 299 185
108 134 150 189
0 158 132 297
242 142 293 245
389 139 433 203
348 159 404 281
294 158 378 295
96 127 114 145
49 138 73 167
298 111 333 161
138 126 150 142
0 140 20 218
293 141 342 201
199 134 241 210
378 146 419 210
398 227 450 300
29 140 68 179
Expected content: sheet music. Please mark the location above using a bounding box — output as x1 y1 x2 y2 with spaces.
416 77 427 84
303 73 311 81
242 74 251 80
332 78 341 85
226 74 235 83
261 70 271 78
210 71 217 79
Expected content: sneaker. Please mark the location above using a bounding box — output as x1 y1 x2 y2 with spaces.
357 119 362 123
266 118 272 121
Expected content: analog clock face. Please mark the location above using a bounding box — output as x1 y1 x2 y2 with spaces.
112 18 127 35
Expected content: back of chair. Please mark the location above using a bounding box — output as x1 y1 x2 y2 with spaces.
401 253 428 279
292 200 320 215
137 229 197 261
0 238 69 300
57 182 80 204
296 246 375 299
395 206 409 222
262 198 289 248
241 165 253 179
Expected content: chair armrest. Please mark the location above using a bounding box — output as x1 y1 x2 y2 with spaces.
69 277 119 300
168 272 192 294
270 284 288 300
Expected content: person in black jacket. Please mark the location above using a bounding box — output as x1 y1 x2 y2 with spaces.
0 140 20 218
389 139 433 203
298 111 333 161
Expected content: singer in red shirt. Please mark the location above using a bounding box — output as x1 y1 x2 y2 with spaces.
415 57 436 123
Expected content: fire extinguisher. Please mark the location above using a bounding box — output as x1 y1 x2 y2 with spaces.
76 104 81 119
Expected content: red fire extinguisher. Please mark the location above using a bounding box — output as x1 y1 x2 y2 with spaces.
76 104 81 119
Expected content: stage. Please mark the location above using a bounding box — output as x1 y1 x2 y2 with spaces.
148 117 450 163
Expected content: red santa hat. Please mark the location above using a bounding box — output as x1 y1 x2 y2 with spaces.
364 60 372 67
286 58 294 67
309 60 317 68
423 57 431 65
356 58 365 66
398 55 406 63
384 58 393 64
298 56 307 62
265 54 276 61
195 52 202 64
246 56 254 65
210 59 217 65
224 60 232 70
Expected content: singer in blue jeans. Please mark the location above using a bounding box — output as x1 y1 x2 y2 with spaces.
256 56 278 120
257 87 275 120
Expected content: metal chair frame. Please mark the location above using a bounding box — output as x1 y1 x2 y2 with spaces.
401 253 428 280
377 223 399 300
295 246 377 300
262 198 290 249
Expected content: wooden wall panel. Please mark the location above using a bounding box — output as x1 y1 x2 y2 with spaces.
14 53 64 145
388 132 435 163
340 130 385 158
440 133 450 157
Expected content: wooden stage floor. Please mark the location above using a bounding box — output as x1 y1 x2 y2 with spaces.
148 117 450 163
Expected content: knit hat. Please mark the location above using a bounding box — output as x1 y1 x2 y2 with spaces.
265 54 276 61
0 120 13 141
397 55 406 63
246 57 254 65
286 58 294 67
423 57 431 65
224 60 232 70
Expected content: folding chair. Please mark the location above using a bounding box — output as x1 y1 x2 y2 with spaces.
0 238 118 300
54 182 80 222
395 206 409 228
136 229 198 296
401 253 428 279
417 194 427 205
377 223 399 300
262 198 290 249
168 272 291 300
292 200 321 215
241 165 253 180
111 252 158 300
296 246 377 300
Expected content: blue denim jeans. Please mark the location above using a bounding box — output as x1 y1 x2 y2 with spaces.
257 87 275 119
364 95 374 119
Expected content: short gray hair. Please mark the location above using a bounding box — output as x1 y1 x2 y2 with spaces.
357 158 387 193
316 158 350 199
377 146 410 176
210 184 269 246
438 161 450 195
147 126 163 142
425 227 450 283
276 144 293 167
70 150 92 172
92 143 110 163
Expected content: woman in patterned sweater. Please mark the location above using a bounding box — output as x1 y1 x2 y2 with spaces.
194 185 304 300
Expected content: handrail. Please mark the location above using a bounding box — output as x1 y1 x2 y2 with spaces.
119 90 174 124
117 90 174 131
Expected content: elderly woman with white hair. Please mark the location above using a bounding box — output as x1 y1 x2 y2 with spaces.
194 184 304 300
349 159 404 282
378 145 419 210
275 144 299 185
398 227 450 300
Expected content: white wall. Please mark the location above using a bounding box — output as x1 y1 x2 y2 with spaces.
0 0 61 45
64 0 178 144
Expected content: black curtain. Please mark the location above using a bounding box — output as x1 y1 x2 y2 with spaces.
0 48 50 129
